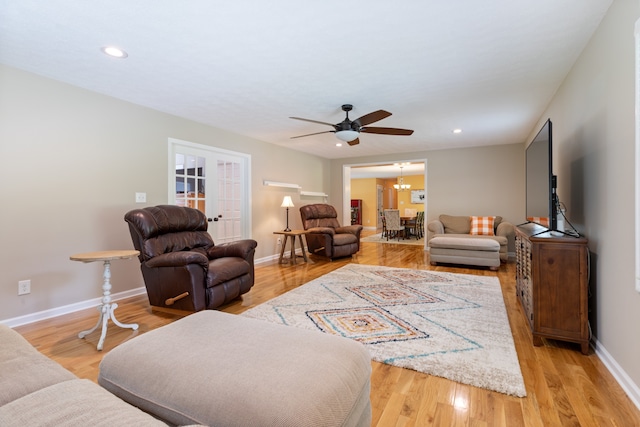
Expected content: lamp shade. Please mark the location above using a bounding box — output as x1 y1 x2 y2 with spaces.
281 196 294 208
335 130 359 142
393 183 411 190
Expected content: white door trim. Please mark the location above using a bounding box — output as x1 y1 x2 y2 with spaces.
168 138 252 239
343 159 427 247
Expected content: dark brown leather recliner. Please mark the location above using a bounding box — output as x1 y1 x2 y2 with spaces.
124 205 257 312
299 204 363 259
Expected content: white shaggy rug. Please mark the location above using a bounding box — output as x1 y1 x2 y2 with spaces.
242 264 526 397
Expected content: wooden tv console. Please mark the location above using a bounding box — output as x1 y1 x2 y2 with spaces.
515 224 590 354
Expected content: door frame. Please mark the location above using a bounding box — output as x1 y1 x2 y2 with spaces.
168 137 252 240
343 159 427 246
376 184 384 229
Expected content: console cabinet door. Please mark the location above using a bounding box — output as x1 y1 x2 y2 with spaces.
532 241 589 345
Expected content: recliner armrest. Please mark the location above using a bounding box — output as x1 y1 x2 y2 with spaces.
335 225 363 236
306 227 335 236
145 251 209 268
207 239 258 260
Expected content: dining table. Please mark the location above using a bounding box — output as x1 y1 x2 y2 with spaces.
400 216 417 239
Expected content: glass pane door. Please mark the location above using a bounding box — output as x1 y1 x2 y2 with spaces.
170 139 251 243
213 157 243 243
175 153 207 214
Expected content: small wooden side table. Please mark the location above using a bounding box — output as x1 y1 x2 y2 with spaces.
273 230 311 265
70 250 140 351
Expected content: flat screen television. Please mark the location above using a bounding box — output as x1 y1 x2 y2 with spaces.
525 119 557 231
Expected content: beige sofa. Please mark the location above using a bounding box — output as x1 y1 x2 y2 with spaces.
0 323 181 426
427 214 515 267
1 311 371 427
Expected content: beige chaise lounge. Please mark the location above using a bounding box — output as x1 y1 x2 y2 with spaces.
99 310 372 427
427 214 515 269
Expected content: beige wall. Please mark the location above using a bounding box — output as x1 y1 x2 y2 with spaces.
332 144 525 244
528 0 640 398
0 64 329 322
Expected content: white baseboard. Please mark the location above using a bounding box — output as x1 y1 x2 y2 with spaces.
255 254 280 264
593 338 640 410
255 250 309 265
2 254 285 328
1 287 147 328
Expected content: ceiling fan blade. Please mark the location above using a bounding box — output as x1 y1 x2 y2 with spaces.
290 117 337 128
347 138 360 146
361 127 414 136
290 130 335 139
353 110 392 127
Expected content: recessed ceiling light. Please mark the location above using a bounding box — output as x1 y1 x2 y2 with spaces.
453 129 462 134
336 142 342 147
101 46 128 59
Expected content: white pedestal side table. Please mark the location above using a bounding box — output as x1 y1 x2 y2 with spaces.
70 250 140 351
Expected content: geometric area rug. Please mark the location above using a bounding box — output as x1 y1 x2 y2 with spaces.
241 264 526 397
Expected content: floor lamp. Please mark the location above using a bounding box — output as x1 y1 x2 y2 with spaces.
281 196 294 232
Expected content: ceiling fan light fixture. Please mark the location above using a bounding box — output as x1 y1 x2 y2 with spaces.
335 130 359 142
290 105 413 145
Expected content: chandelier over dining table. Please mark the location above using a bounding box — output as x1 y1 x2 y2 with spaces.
393 163 411 191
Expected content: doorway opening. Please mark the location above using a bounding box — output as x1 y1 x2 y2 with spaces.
343 159 427 241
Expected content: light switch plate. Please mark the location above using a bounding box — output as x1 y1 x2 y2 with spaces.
135 192 146 203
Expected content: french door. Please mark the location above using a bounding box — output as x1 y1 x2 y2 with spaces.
169 138 251 243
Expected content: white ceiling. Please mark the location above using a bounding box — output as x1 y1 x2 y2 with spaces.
0 1 612 160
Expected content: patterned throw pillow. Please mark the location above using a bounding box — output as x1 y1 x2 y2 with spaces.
470 216 496 236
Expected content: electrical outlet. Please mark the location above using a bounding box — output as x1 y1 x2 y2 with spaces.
135 192 147 203
18 280 31 296
277 237 282 245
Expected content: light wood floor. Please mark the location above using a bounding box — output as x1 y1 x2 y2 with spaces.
15 231 640 426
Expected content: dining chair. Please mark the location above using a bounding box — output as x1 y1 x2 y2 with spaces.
383 209 405 241
404 208 417 217
414 211 425 239
381 213 388 238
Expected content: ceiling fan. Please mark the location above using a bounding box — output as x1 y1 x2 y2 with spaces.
290 104 414 146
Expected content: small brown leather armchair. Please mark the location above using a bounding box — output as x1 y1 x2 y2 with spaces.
299 204 363 259
124 205 257 312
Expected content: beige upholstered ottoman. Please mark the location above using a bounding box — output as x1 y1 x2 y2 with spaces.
429 236 501 270
98 310 372 427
